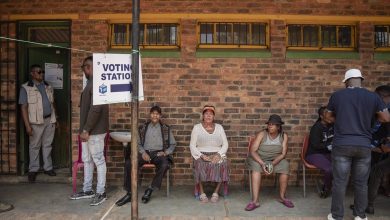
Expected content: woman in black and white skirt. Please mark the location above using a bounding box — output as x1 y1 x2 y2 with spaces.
190 105 229 203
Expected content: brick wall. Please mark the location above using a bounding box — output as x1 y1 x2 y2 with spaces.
0 1 390 187
0 20 17 174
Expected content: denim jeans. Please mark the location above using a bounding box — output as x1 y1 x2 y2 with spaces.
82 134 106 194
331 145 371 220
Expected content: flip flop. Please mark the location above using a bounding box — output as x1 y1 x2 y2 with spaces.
210 193 219 203
245 202 260 211
279 198 294 208
199 193 209 203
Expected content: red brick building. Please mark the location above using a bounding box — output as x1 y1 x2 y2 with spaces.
1 0 389 187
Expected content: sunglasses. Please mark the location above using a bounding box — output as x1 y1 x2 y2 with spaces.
32 70 43 74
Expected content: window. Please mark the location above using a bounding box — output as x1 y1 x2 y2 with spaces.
110 23 180 49
198 22 268 48
287 24 356 50
374 25 390 49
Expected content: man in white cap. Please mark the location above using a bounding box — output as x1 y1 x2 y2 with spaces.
326 69 390 220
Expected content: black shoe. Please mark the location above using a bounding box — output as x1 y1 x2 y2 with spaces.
44 170 56 176
141 188 153 204
116 192 131 206
320 189 330 198
28 172 37 182
350 204 374 214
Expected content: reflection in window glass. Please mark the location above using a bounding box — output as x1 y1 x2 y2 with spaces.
200 23 214 44
216 23 232 44
338 26 352 47
288 25 301 46
321 26 337 47
375 26 390 48
303 26 318 47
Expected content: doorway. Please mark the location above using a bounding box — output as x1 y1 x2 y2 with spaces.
18 21 71 174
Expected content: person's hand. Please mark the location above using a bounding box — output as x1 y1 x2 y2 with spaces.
142 152 151 162
201 154 211 162
261 163 270 175
80 131 90 142
26 126 33 136
157 151 166 157
211 154 221 164
371 147 382 153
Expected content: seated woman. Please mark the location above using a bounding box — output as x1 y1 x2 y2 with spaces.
190 105 229 203
245 114 293 211
306 106 334 198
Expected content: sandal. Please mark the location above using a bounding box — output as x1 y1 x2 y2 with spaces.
210 193 219 203
245 202 260 211
279 198 294 208
199 193 208 203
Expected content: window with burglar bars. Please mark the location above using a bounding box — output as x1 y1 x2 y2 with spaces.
287 24 356 50
110 23 180 49
198 22 268 48
374 25 390 50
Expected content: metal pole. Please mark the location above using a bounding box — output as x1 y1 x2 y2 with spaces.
131 0 140 219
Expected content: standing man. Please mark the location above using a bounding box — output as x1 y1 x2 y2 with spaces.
116 105 176 206
19 64 57 182
326 69 390 220
69 56 109 206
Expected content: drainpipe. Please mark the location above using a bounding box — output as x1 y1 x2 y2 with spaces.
131 0 140 219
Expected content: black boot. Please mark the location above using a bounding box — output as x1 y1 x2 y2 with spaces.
141 188 153 204
116 192 131 206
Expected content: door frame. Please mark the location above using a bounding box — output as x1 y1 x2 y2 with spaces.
17 20 72 175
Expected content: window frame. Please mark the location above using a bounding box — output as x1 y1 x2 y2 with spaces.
374 24 390 51
196 21 269 49
286 23 356 51
109 22 181 49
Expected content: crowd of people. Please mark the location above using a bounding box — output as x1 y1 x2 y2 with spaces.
11 60 390 220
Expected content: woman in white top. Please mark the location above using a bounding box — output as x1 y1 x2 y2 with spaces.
190 105 229 203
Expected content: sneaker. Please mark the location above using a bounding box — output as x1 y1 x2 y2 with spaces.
354 216 368 220
327 213 336 220
69 191 95 200
90 192 106 206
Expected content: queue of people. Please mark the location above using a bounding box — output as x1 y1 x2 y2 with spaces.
17 61 390 220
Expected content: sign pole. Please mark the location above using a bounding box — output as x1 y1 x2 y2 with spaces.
130 0 140 219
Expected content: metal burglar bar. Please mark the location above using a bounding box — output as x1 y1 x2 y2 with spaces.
375 25 390 48
110 23 179 48
199 22 268 48
287 24 355 50
0 21 17 174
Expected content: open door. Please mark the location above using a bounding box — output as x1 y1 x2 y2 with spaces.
18 21 71 174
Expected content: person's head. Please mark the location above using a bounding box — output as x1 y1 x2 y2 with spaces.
265 114 284 134
30 64 43 82
149 105 162 124
202 105 215 123
343 69 364 87
81 56 93 79
316 106 331 123
375 85 390 105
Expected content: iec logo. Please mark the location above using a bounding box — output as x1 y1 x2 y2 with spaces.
99 84 108 94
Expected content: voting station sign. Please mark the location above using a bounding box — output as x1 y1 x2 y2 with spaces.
93 53 144 105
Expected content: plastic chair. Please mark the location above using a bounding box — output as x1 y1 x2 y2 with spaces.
72 133 110 193
139 163 170 197
297 134 320 197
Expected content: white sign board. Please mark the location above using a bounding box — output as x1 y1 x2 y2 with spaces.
44 63 63 89
92 53 144 105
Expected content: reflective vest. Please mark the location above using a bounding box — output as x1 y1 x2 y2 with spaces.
22 81 56 124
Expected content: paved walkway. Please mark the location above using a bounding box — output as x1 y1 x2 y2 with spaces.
0 183 389 220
